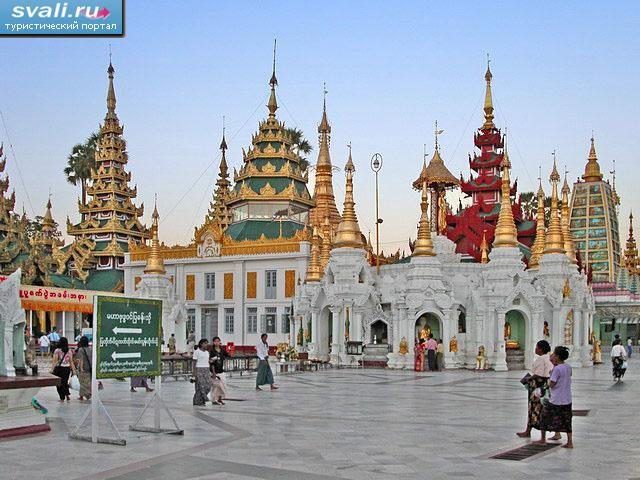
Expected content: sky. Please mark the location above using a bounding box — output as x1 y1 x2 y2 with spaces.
1 1 640 252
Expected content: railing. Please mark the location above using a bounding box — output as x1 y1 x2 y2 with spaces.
160 354 258 381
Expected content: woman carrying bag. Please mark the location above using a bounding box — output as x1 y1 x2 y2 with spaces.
611 338 628 381
51 337 77 402
76 336 92 401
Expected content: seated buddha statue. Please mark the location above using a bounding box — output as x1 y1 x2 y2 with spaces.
504 322 520 349
419 326 431 340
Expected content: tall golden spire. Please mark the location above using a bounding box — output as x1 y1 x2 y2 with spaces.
309 87 341 229
333 147 365 249
206 126 232 228
144 199 166 275
622 212 640 273
582 136 603 182
482 56 495 130
412 169 435 257
305 227 322 282
528 177 546 269
543 154 565 254
561 172 577 264
480 230 489 263
492 135 518 248
267 39 278 116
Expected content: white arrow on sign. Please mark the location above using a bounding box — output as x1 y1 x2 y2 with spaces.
111 351 142 361
113 327 142 335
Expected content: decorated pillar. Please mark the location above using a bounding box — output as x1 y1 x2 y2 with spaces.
353 310 363 342
442 308 456 368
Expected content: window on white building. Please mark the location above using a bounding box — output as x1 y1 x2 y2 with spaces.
247 307 258 334
205 273 215 301
265 270 277 299
282 306 291 334
224 308 234 334
264 307 277 334
186 308 196 339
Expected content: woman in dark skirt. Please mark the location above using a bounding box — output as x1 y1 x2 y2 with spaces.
539 346 573 449
192 338 211 406
517 340 553 437
611 338 627 381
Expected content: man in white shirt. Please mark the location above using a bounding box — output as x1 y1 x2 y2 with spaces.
255 334 278 391
39 333 50 356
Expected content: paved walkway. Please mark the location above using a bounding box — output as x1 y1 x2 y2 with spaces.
1 358 638 480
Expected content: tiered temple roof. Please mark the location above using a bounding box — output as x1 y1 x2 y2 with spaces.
52 62 148 290
0 146 30 274
224 60 314 243
446 63 535 262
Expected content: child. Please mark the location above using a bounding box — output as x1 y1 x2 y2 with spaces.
538 345 573 448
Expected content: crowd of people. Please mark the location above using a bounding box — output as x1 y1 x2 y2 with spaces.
414 333 445 372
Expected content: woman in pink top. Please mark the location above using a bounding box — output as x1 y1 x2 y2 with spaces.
517 340 553 437
538 345 573 449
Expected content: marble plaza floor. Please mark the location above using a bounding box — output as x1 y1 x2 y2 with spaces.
1 359 639 480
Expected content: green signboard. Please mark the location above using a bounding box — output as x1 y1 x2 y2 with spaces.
95 296 162 379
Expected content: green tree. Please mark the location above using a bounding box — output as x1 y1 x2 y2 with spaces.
63 132 99 205
520 191 551 223
285 127 312 171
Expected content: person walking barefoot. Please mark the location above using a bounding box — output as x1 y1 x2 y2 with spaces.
255 334 278 391
538 346 573 449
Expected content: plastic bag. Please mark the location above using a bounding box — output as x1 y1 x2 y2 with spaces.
622 361 628 370
69 375 80 391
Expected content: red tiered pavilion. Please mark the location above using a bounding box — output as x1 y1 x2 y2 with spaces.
446 63 535 262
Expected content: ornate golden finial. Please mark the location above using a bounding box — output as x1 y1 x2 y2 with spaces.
267 39 278 116
318 83 330 135
220 116 228 152
582 135 603 182
144 196 166 275
480 230 489 263
482 54 495 130
305 227 322 282
320 215 332 268
528 174 546 269
610 159 621 207
412 175 435 257
434 120 444 151
106 58 116 114
492 134 518 248
561 169 577 264
543 151 566 255
333 146 365 249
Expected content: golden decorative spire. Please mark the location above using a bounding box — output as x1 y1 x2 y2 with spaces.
528 177 546 269
622 212 640 272
412 174 435 256
482 56 495 130
480 230 489 263
309 88 341 229
491 135 518 248
106 61 116 115
543 153 566 254
305 226 322 282
206 126 233 228
144 199 166 275
267 39 278 116
333 146 365 249
42 197 54 231
582 136 603 182
561 171 577 263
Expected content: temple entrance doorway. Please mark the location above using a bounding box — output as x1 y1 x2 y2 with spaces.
504 310 526 350
505 309 526 370
415 313 441 342
370 319 388 344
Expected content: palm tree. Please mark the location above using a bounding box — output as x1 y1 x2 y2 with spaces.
64 132 99 205
285 127 312 171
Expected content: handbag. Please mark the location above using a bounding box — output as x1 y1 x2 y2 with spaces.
622 360 628 370
519 373 532 386
51 352 66 377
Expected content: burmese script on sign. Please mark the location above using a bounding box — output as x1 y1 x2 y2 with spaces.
95 296 163 379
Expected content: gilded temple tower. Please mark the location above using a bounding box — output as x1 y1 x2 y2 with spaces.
53 62 148 288
568 137 621 282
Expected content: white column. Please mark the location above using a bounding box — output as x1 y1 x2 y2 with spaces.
330 307 341 362
442 309 455 368
494 310 508 371
353 311 363 342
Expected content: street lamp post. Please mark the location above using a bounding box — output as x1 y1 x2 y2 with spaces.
371 153 383 275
